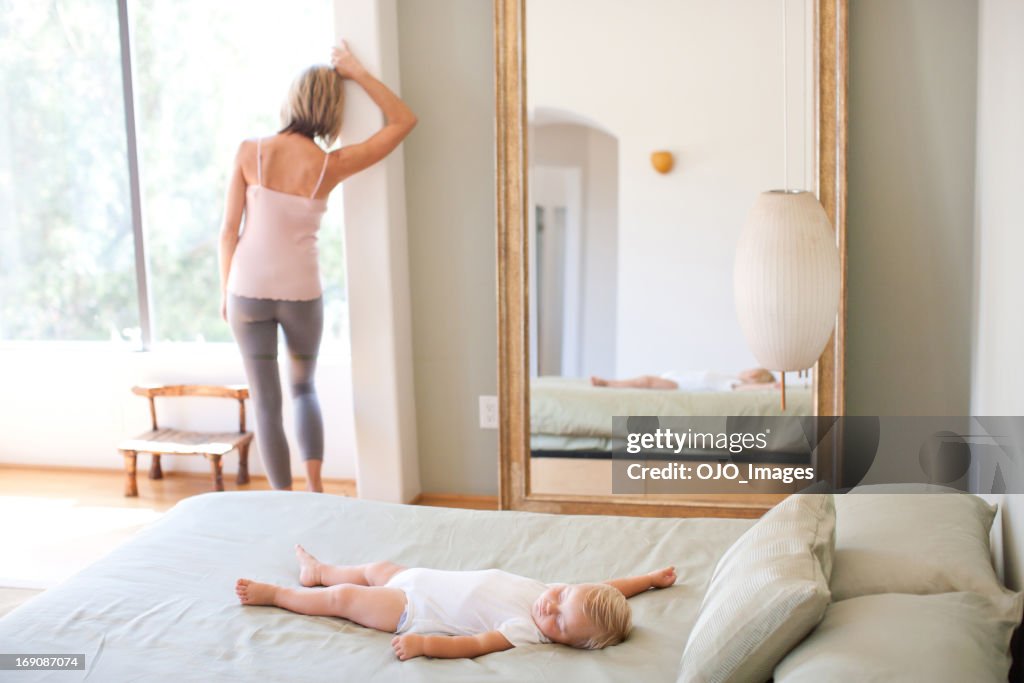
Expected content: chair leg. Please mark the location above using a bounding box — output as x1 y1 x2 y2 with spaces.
149 454 163 479
206 454 224 492
236 443 250 485
122 451 138 497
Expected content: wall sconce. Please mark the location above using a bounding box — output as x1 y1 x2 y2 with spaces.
651 151 674 174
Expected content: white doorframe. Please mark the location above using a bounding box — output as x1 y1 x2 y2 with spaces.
532 165 583 376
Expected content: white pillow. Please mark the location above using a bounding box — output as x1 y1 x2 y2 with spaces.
678 494 835 683
831 491 1020 617
774 592 1023 683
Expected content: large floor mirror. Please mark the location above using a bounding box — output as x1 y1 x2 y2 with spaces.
497 0 847 517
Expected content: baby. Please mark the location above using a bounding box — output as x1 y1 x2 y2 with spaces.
236 545 677 660
591 367 779 391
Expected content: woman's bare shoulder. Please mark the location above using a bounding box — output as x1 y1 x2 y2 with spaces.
234 138 259 161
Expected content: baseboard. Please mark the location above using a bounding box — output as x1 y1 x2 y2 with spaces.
412 492 499 510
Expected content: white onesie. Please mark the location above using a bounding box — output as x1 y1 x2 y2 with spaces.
660 370 737 392
385 568 550 646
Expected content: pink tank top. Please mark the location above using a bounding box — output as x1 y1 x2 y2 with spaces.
227 138 330 301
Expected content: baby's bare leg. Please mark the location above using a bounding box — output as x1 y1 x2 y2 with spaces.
236 579 406 632
295 545 405 587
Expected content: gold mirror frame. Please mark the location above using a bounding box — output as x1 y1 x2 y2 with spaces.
495 0 847 517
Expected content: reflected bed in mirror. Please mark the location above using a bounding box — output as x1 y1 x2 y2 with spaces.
496 0 847 516
529 375 813 496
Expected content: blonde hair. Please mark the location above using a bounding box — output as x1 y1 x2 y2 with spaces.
740 367 776 385
577 584 632 649
279 65 344 147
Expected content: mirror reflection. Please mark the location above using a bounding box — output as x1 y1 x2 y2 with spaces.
526 0 818 495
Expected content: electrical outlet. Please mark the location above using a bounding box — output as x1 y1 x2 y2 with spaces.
479 395 498 429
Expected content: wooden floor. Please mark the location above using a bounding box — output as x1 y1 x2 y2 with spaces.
0 464 496 610
0 464 357 513
0 465 498 511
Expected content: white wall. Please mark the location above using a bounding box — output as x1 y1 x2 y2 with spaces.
972 0 1024 592
532 122 618 378
0 342 357 480
334 0 421 503
528 0 815 377
584 127 620 376
972 0 1024 417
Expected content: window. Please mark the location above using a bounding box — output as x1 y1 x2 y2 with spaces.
0 0 347 346
0 1 136 341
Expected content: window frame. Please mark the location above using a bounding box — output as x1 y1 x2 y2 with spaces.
117 0 154 350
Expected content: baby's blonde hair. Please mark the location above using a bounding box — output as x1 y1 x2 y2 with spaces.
577 584 632 649
739 367 775 385
279 65 344 147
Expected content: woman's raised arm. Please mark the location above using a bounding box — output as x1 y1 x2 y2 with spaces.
327 41 417 181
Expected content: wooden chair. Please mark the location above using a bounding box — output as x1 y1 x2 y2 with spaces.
119 384 253 497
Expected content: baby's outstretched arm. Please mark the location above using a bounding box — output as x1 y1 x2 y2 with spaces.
391 631 513 660
604 566 677 598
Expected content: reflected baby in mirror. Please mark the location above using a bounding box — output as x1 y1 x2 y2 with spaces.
591 368 781 392
236 545 676 659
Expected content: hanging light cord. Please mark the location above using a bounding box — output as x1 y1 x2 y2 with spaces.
781 0 789 411
783 0 789 191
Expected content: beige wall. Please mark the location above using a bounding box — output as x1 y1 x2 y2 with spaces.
397 0 498 495
846 0 979 415
398 1 985 495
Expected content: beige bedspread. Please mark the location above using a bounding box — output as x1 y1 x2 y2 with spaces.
0 491 752 682
531 377 812 439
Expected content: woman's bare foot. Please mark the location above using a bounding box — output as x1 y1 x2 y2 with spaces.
295 544 323 587
590 376 609 387
649 566 677 588
236 578 278 606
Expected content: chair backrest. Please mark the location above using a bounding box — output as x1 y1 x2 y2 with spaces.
131 385 249 433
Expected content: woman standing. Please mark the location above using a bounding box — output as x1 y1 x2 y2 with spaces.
219 43 416 492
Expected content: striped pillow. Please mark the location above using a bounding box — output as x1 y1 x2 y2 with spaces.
678 494 835 683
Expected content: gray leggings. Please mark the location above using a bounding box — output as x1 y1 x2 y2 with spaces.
227 294 324 489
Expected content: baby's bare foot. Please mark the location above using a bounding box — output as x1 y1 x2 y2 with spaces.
591 376 608 387
650 566 677 588
236 578 277 606
295 544 323 587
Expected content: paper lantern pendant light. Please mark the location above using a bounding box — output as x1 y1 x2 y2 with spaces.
734 190 840 373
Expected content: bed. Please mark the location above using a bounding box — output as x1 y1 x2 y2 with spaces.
1 490 1020 682
530 377 815 495
530 376 812 455
0 491 751 682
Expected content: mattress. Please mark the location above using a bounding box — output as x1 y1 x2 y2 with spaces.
0 491 753 682
531 377 813 440
531 434 612 452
